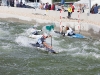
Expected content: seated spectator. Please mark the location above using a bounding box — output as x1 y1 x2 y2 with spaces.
61 6 65 11
48 4 51 10
45 3 49 10
10 0 14 7
16 0 19 7
90 5 95 14
20 1 23 7
51 4 55 10
39 3 43 9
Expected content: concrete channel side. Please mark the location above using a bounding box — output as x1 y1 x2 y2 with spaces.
0 6 100 38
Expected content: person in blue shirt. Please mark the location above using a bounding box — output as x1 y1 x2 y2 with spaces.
94 4 99 14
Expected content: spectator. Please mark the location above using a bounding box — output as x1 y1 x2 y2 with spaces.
90 5 95 14
55 3 59 11
10 0 14 7
7 0 10 7
51 4 55 10
43 3 45 10
61 5 65 11
20 0 23 7
39 3 43 9
71 4 75 13
48 4 51 10
45 3 49 10
16 0 19 7
94 4 99 14
67 5 72 18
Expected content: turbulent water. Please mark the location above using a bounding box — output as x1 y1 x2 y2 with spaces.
0 21 100 75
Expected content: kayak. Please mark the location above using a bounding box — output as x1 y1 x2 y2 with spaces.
69 33 85 38
29 34 42 39
54 31 85 38
30 43 57 54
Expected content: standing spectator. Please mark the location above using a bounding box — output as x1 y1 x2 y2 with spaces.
81 6 85 13
7 0 10 7
20 0 23 7
48 4 51 10
39 3 43 9
16 0 19 7
71 4 75 13
10 0 14 7
45 3 49 10
51 4 55 10
55 3 59 11
90 5 95 14
67 5 72 18
94 4 99 14
43 3 45 10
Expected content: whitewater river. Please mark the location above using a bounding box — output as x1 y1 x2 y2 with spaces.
0 21 100 75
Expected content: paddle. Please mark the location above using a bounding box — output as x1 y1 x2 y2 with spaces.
51 36 52 47
61 26 65 37
42 24 56 50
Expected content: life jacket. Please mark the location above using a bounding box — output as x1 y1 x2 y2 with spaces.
68 7 72 12
37 36 45 45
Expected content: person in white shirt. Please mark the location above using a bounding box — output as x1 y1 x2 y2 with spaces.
64 26 75 36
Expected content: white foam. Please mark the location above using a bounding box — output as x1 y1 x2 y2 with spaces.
15 36 36 47
0 28 10 36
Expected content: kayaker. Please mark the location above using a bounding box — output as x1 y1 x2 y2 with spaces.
63 26 75 36
35 33 52 49
32 27 41 35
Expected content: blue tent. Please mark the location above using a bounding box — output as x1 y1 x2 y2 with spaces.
61 0 65 5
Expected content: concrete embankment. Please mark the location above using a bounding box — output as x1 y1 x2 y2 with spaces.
0 6 100 38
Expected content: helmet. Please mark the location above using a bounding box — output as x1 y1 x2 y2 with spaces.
43 33 48 38
33 25 37 28
43 33 48 37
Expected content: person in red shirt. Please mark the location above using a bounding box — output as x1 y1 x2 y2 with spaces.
70 4 75 13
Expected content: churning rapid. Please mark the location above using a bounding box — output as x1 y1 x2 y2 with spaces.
0 21 100 75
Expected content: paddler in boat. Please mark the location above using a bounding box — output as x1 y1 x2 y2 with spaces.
63 26 75 36
31 26 42 35
35 33 52 49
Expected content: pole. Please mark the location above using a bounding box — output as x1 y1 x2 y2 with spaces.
36 0 37 6
60 10 62 33
88 0 91 16
51 36 52 47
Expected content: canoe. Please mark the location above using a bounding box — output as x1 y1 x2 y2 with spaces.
29 34 42 39
30 43 57 54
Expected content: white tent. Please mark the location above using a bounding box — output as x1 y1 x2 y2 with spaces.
74 0 100 7
91 0 100 6
74 0 89 4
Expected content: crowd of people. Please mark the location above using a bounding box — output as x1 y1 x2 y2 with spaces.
39 2 56 10
6 0 26 7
